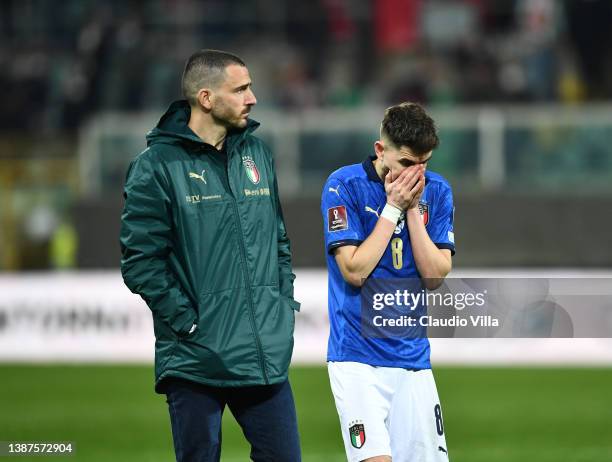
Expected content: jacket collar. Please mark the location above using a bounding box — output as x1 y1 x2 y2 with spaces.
147 100 260 151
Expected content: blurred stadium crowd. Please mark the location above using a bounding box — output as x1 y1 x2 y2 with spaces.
1 0 612 270
2 0 612 133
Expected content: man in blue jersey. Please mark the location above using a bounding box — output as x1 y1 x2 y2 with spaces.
321 102 455 462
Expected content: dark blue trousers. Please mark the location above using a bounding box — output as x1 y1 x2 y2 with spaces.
165 378 301 462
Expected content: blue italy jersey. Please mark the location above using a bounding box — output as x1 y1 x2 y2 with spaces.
321 156 455 369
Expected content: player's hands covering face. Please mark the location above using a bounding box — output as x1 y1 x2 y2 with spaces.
384 165 425 210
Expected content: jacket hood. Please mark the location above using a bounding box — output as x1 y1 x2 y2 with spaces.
146 100 260 150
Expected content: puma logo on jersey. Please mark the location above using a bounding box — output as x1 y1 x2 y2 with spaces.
364 206 380 217
189 170 207 184
328 186 341 196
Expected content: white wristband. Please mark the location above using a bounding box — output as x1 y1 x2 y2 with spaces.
380 203 402 224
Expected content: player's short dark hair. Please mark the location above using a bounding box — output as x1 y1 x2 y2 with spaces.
381 102 439 155
182 49 246 106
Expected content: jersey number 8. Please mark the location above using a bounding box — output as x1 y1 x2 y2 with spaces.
391 237 403 269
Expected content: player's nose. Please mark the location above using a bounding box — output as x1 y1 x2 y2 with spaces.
245 89 257 106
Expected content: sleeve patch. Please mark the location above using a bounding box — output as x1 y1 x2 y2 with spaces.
328 205 349 232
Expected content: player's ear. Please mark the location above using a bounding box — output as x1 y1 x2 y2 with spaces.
374 140 384 160
196 88 213 111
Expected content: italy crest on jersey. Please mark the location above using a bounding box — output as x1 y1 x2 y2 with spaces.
349 422 366 449
418 201 429 225
242 155 260 184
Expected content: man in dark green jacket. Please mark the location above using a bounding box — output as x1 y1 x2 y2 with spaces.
120 49 301 462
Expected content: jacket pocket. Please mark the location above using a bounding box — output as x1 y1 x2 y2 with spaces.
172 288 263 382
169 309 198 338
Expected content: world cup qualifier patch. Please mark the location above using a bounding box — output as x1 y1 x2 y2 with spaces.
328 206 348 232
418 201 429 226
349 421 366 449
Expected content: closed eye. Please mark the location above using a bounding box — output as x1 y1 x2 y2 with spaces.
400 155 431 167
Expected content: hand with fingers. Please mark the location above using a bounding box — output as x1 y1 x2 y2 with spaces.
384 165 425 211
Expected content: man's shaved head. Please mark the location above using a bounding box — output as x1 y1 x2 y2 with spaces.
182 49 246 106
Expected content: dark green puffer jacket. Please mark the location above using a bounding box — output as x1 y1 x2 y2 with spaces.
120 100 299 391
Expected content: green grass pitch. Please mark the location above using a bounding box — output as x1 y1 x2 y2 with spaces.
1 365 611 461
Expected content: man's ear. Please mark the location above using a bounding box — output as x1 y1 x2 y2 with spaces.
374 140 384 160
196 89 212 111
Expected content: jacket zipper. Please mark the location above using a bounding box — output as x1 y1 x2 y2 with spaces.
225 153 269 384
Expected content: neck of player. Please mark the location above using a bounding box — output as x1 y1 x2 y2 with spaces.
189 109 227 150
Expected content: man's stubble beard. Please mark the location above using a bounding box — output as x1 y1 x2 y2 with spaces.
211 104 246 130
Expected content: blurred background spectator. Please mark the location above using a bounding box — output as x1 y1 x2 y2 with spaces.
2 0 611 129
1 0 612 270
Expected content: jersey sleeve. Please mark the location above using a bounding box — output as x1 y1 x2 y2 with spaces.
428 183 456 255
321 177 365 254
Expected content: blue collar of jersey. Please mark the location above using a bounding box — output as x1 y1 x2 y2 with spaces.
362 155 383 183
